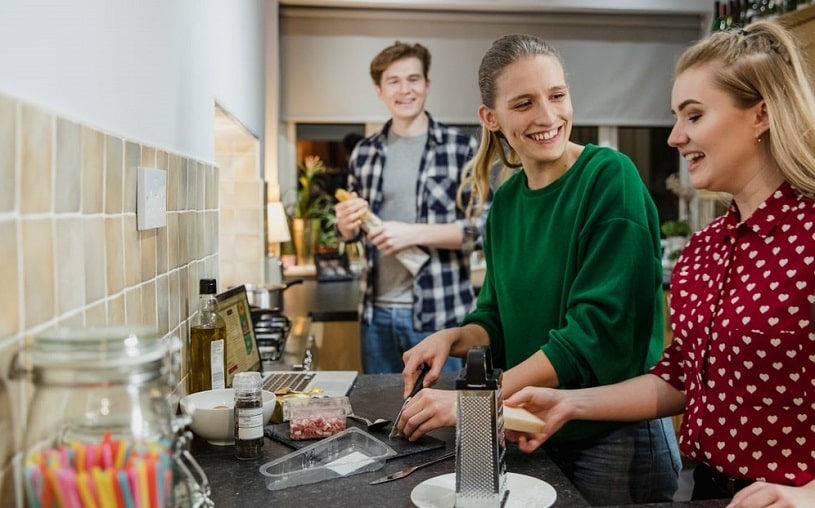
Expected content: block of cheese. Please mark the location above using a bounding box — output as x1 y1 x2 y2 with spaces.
503 406 546 433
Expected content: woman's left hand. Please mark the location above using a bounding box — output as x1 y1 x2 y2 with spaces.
727 479 815 507
395 388 457 441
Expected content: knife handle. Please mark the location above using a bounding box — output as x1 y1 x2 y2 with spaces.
407 363 430 399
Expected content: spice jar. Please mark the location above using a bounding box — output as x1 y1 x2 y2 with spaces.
17 325 213 507
232 372 264 459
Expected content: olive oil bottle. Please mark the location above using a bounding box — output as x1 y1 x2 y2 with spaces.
188 278 227 393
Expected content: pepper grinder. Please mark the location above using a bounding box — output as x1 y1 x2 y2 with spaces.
455 346 509 507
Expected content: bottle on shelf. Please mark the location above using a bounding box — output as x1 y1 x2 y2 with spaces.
712 1 723 32
188 278 228 393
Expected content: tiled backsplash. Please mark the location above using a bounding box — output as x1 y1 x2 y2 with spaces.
0 91 225 501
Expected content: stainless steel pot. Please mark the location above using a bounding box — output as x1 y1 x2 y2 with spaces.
245 279 303 311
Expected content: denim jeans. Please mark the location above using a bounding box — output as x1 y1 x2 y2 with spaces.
360 306 463 374
544 417 681 506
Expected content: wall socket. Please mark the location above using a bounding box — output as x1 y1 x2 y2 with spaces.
137 166 167 230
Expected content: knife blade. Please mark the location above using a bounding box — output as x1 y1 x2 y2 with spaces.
368 450 455 485
389 363 430 439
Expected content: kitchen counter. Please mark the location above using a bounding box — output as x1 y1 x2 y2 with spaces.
283 277 360 322
191 374 729 508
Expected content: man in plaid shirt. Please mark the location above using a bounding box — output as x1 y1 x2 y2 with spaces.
335 41 488 374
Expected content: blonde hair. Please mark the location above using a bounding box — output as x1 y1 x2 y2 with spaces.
675 20 815 196
457 34 562 218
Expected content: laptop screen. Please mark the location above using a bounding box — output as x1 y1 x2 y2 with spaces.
216 285 262 387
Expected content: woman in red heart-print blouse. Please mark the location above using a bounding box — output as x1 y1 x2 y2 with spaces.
503 20 815 507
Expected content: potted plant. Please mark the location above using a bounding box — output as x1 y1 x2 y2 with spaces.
289 155 336 265
660 219 691 277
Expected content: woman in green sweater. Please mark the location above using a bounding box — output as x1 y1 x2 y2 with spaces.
396 34 681 505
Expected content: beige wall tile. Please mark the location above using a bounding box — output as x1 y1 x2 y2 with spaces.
124 140 140 214
107 293 125 325
21 218 55 328
20 104 52 214
55 117 81 213
156 274 169 335
167 212 179 269
83 217 106 304
55 217 86 315
156 150 168 171
156 220 168 275
168 270 180 331
141 280 157 329
234 151 259 181
84 301 107 325
140 229 157 281
142 145 157 168
104 135 123 214
0 221 19 339
124 286 141 326
186 161 199 212
105 217 124 295
123 215 140 287
0 96 16 212
177 157 188 211
82 126 105 214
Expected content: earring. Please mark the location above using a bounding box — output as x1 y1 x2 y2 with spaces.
756 135 762 144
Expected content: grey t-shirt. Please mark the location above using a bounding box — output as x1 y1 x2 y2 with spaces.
375 130 427 306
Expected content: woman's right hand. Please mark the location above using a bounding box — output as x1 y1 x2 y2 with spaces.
503 386 573 452
401 328 458 398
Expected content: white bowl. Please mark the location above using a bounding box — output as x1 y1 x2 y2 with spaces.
180 388 276 445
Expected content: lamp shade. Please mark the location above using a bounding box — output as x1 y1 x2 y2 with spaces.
267 201 291 243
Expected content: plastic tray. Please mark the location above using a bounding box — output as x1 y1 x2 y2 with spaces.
259 426 397 490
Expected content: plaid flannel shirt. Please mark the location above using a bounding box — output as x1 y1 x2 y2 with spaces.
347 113 487 331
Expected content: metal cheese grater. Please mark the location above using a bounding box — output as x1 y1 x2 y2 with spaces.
455 346 509 507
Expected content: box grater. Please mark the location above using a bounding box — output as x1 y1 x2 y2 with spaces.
455 346 509 507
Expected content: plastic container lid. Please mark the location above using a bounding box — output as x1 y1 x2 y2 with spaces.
259 427 396 491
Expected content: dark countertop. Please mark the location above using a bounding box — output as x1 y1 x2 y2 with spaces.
282 277 359 322
191 374 728 508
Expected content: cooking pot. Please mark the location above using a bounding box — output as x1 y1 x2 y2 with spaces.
245 279 303 311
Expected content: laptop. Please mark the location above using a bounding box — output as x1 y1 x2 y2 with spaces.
216 284 357 397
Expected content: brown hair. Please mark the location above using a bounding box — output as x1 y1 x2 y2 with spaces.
370 41 431 86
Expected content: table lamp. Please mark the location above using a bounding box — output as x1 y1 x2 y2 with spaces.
266 201 291 284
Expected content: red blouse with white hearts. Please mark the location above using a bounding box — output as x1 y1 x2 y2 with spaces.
650 182 815 486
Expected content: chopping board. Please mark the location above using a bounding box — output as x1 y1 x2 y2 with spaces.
264 419 446 459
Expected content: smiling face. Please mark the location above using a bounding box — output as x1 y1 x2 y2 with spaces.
375 56 429 123
668 63 768 195
478 54 574 177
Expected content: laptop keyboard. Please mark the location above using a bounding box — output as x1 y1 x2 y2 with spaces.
262 371 316 392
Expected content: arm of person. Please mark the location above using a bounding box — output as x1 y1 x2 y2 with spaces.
402 323 489 396
726 478 815 508
503 373 685 452
369 221 466 252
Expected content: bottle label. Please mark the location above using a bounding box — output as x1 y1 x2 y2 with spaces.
210 339 225 390
236 407 264 440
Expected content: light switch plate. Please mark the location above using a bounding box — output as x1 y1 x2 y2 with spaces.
137 166 167 230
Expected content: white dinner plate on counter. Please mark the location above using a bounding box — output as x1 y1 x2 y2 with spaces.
410 472 557 508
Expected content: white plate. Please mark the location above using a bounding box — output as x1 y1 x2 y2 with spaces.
411 472 557 508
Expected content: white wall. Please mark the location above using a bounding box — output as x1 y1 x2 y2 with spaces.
279 8 703 127
0 0 266 162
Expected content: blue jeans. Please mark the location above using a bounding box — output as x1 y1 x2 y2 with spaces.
360 306 463 374
544 417 681 505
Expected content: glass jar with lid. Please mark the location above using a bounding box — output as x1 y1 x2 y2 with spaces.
17 325 213 507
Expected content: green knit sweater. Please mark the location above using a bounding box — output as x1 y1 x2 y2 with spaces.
462 144 664 442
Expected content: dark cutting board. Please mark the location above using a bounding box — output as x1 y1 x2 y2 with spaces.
264 419 445 460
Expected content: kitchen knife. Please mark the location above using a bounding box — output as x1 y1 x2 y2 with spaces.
368 450 455 485
388 363 430 439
